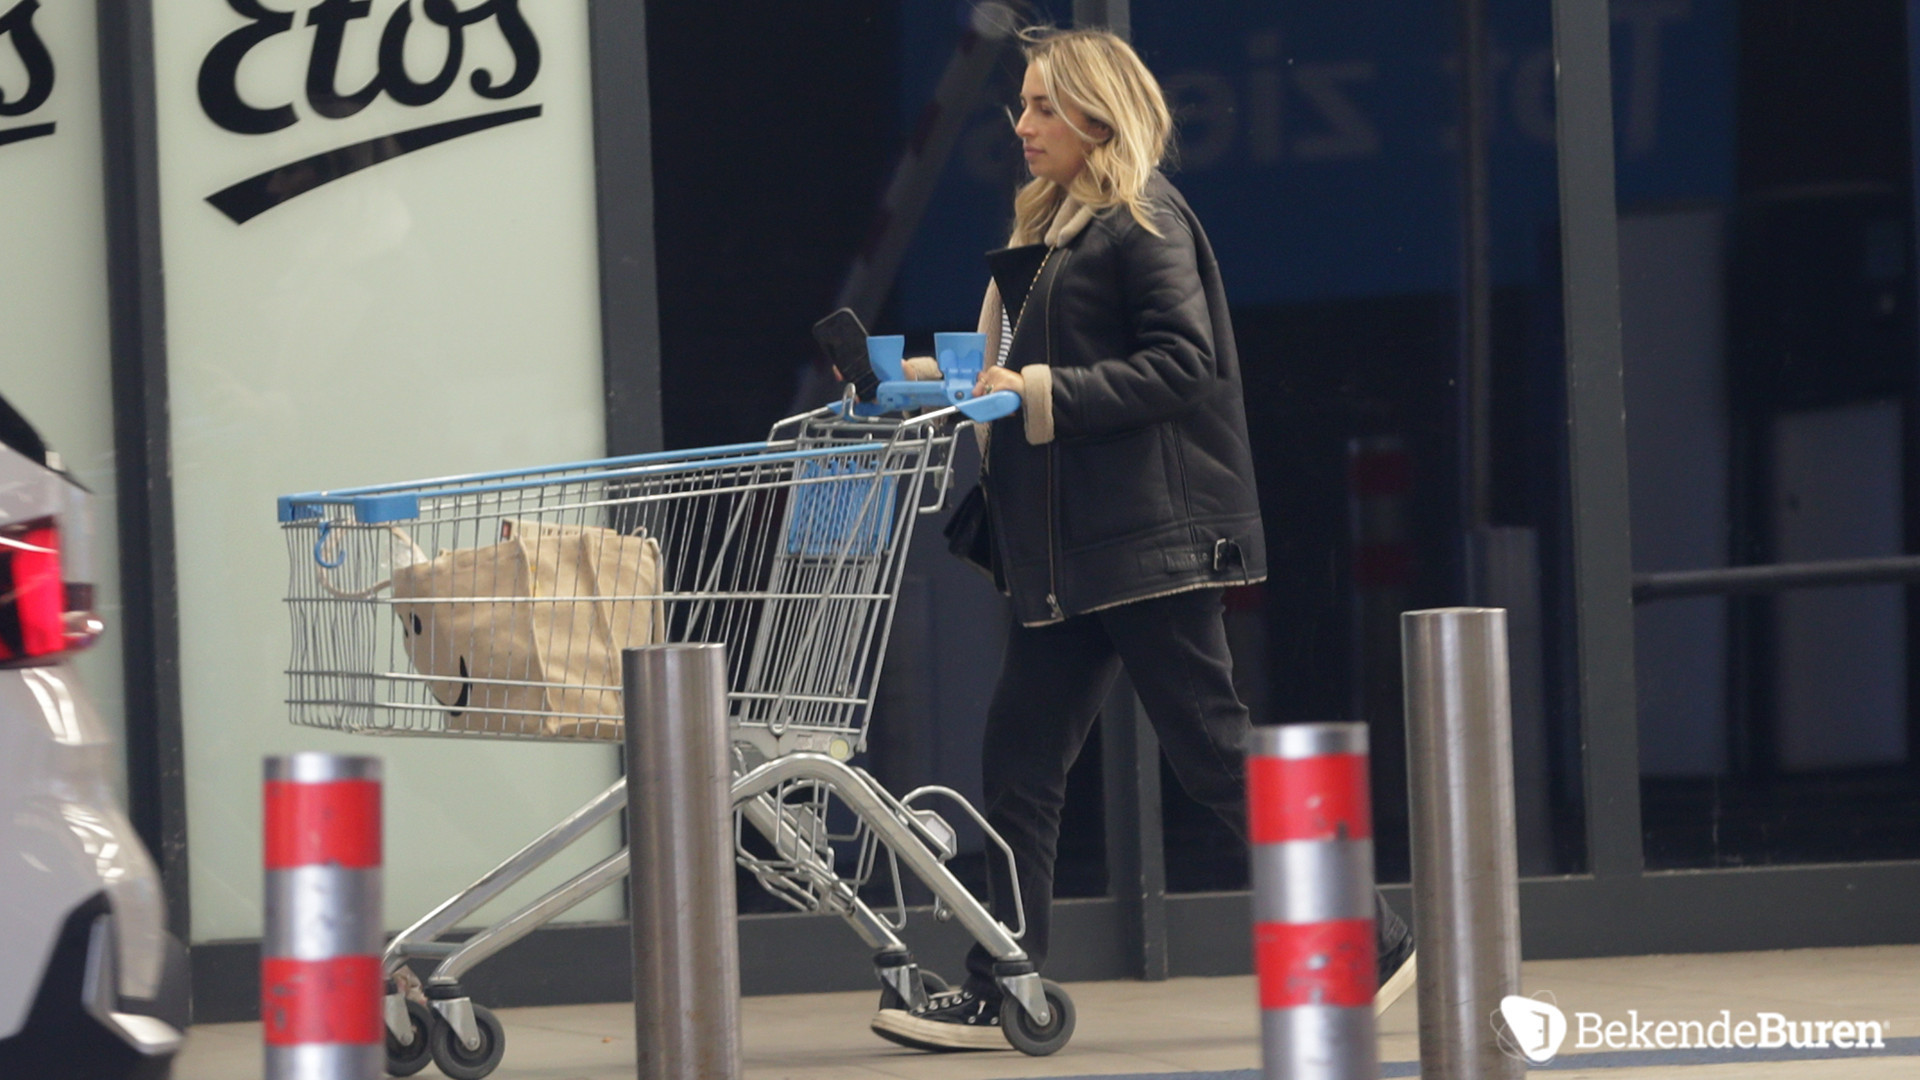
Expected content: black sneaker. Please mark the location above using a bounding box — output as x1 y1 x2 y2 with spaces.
1376 936 1417 1016
870 988 1008 1051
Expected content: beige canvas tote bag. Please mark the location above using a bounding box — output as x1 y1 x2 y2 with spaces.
390 521 664 738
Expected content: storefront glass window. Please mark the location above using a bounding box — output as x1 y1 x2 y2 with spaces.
1626 0 1920 869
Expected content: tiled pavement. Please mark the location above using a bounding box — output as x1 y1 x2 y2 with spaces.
177 944 1920 1079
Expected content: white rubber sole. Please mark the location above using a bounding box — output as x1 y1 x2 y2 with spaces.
870 1008 1009 1051
1375 950 1418 1015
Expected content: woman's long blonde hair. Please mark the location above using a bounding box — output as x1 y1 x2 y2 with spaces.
1010 27 1172 246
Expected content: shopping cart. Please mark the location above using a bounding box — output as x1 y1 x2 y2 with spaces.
277 381 1076 1078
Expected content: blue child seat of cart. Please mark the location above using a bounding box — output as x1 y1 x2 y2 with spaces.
786 455 895 557
933 332 987 382
866 335 907 383
869 330 1012 418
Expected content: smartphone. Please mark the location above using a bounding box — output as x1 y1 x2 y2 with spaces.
812 308 880 401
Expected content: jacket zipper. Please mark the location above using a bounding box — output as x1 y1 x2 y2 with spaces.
1045 446 1062 620
1042 249 1068 621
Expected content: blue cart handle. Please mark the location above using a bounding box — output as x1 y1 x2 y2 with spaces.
956 390 1020 422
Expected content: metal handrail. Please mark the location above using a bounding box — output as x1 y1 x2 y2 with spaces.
1632 554 1920 602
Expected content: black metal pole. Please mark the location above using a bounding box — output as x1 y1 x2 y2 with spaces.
588 0 665 458
1550 0 1643 879
1458 0 1494 551
1078 0 1163 985
98 0 190 947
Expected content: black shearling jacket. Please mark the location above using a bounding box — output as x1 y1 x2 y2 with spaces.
982 172 1266 626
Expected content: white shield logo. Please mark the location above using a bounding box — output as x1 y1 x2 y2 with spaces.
1500 995 1568 1063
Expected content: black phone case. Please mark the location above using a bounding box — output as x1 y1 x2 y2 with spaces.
811 308 880 401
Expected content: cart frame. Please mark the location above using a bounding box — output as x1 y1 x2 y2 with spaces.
277 392 1069 1073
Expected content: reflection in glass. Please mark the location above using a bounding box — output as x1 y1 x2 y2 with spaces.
1627 0 1920 868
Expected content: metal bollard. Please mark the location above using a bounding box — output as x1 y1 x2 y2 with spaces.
1401 608 1524 1080
624 644 741 1080
1249 722 1379 1080
262 753 384 1080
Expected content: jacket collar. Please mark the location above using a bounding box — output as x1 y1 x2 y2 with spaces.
1044 194 1095 248
985 194 1096 314
978 194 1098 365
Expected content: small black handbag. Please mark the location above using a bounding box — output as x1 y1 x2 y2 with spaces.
943 483 996 580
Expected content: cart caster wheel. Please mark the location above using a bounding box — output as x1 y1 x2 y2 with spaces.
385 999 433 1077
1000 979 1074 1057
427 1003 506 1080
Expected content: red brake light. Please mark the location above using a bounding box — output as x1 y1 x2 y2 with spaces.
1 516 70 662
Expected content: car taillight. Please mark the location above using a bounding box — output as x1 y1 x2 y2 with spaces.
0 516 98 664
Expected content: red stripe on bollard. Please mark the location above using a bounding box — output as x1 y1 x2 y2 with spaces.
1249 723 1377 1078
260 956 384 1046
263 779 382 869
1255 918 1376 1009
1247 754 1372 844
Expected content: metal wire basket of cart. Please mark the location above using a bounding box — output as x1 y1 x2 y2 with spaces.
278 377 1075 1078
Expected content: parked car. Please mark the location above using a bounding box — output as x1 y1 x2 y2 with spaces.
0 391 187 1078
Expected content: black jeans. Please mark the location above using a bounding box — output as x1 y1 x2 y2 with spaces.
962 587 1410 996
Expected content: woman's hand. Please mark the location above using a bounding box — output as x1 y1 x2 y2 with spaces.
974 365 1025 399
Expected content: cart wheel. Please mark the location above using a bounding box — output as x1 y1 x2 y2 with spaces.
427 1003 506 1080
385 999 433 1077
999 980 1075 1057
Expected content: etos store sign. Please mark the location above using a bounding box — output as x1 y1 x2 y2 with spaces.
0 0 55 149
196 0 544 223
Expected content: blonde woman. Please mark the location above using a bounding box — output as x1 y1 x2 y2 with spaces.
870 28 1415 1051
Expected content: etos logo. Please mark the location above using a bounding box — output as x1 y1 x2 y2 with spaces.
197 0 543 223
0 0 56 150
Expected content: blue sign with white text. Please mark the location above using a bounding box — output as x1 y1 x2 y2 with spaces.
896 0 1733 325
